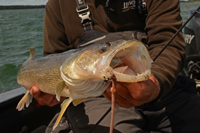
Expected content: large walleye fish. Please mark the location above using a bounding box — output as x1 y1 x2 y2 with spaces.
17 40 152 130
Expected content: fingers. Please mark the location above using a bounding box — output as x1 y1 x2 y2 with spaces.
103 74 161 108
115 83 135 103
104 83 137 108
30 86 65 107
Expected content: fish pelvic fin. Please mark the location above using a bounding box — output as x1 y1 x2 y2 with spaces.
53 98 73 130
73 98 87 106
16 91 33 111
29 47 36 58
55 81 68 101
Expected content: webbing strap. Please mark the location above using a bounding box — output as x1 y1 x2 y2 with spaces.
75 0 93 31
136 0 147 23
188 61 200 79
75 0 87 10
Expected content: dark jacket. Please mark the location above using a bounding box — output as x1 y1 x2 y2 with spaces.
43 0 186 100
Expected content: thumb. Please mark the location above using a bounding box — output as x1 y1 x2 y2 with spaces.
30 86 40 96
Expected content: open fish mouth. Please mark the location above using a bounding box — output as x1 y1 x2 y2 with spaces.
61 40 152 83
102 40 153 82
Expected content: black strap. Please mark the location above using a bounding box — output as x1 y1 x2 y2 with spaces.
188 61 200 79
75 0 87 10
136 0 147 23
187 61 200 92
75 0 93 31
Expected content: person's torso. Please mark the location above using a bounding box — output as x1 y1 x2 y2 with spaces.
58 0 145 47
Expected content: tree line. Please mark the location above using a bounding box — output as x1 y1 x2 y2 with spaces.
0 5 45 10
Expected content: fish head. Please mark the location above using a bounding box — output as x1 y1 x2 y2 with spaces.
61 40 152 82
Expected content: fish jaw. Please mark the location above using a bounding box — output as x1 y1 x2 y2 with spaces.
61 40 130 80
61 40 152 84
110 40 153 82
86 40 153 83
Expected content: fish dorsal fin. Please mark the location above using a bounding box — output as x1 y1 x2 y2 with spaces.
29 47 36 58
55 81 67 101
53 98 73 130
73 98 87 106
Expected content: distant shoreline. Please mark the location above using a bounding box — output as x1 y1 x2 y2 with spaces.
0 5 45 10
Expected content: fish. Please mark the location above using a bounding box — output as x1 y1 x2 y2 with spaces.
16 39 152 130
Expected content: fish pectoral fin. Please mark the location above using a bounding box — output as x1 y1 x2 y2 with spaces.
53 98 73 130
16 91 33 111
55 81 67 101
73 98 87 106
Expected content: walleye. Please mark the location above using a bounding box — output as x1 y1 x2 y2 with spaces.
17 39 152 130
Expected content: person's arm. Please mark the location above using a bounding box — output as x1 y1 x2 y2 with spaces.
43 0 70 56
104 0 185 107
30 0 70 106
145 0 185 98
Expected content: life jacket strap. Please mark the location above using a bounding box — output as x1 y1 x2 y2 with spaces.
75 0 93 31
136 0 147 23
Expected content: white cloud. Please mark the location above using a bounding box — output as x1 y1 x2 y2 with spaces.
0 0 48 5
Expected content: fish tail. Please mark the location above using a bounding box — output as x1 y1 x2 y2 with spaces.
16 91 33 111
53 98 73 130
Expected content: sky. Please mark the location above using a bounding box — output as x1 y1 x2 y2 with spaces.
0 0 48 5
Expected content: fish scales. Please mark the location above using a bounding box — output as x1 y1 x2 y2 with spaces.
17 49 78 95
16 40 152 130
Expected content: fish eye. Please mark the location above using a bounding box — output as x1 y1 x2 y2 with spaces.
99 42 110 53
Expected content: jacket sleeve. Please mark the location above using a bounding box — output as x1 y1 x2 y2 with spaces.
145 0 186 99
43 0 70 56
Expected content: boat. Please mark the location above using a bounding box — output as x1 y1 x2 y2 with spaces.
0 87 60 133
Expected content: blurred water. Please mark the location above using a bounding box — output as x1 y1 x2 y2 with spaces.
180 2 200 23
0 2 199 93
0 9 44 93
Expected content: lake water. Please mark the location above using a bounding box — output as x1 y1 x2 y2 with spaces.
0 9 44 93
0 2 199 93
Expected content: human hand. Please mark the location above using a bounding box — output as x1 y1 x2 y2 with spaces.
103 74 160 108
30 86 66 107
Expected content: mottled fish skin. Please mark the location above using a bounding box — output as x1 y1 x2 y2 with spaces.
16 40 152 130
17 48 78 95
16 48 78 111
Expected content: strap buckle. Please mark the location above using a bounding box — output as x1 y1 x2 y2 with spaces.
76 5 92 25
138 0 146 12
